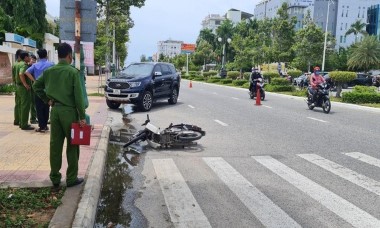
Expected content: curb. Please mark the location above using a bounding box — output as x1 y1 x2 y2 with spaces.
49 118 111 228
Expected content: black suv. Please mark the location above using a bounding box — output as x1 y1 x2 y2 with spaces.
105 62 181 111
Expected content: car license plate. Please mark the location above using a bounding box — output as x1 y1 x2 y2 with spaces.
113 89 121 95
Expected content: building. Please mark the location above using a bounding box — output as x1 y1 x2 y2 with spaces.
335 0 379 48
157 40 183 58
201 9 254 34
254 0 314 20
201 14 226 33
313 0 338 37
367 4 380 39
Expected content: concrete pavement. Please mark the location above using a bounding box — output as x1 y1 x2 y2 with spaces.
0 74 111 227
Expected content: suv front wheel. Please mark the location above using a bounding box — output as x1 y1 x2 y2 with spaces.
106 99 121 109
168 87 178 104
138 90 153 111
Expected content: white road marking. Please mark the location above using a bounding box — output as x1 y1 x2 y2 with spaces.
263 105 272 109
214 120 228 126
307 117 328 123
203 157 301 228
212 92 218 95
232 97 239 100
253 155 380 228
298 154 380 196
343 152 380 168
152 159 212 227
188 105 195 109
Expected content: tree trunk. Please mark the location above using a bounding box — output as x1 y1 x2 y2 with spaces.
336 82 342 98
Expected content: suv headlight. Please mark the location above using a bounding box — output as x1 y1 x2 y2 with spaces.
129 82 141 87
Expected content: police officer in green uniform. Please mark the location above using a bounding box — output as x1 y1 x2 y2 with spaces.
12 49 23 126
33 43 86 188
17 52 35 130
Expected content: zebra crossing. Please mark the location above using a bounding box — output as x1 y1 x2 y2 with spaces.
151 152 380 228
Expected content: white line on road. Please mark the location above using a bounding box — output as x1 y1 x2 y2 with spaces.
152 159 212 227
203 157 301 228
232 97 239 100
307 117 328 123
298 154 380 196
343 152 380 168
253 155 380 228
188 105 195 109
212 92 218 95
263 105 273 109
214 119 228 126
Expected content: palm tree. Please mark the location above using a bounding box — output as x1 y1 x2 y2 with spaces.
345 20 368 42
348 36 380 72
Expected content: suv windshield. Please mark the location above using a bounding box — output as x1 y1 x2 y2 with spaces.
119 63 154 78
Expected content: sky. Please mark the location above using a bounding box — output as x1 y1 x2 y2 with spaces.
45 0 260 64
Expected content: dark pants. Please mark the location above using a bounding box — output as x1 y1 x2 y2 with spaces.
249 82 257 93
308 87 317 103
35 95 49 129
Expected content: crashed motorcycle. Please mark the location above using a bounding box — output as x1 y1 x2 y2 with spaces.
306 83 331 114
123 115 205 149
249 78 265 100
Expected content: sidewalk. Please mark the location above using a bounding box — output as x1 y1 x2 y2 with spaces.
0 74 115 227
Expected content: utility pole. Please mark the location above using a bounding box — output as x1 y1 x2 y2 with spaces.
112 24 116 77
75 0 81 70
322 0 334 72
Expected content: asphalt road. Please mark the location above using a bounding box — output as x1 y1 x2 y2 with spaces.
124 80 380 228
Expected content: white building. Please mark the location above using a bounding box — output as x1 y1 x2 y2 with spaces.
254 0 314 20
157 40 183 58
201 14 226 33
335 0 379 48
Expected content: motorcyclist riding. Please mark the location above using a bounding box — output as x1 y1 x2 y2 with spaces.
308 66 325 106
250 67 263 94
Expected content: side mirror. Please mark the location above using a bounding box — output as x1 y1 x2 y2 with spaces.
154 72 162 76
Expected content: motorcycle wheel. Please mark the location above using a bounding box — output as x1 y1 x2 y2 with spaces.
260 90 265 101
322 99 331 114
307 95 314 110
249 91 254 99
123 132 147 148
178 131 203 142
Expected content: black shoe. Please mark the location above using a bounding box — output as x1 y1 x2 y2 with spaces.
30 120 38 124
21 125 35 130
44 126 49 131
67 177 84 187
13 122 19 126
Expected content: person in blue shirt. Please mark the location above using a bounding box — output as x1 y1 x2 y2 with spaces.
25 49 54 132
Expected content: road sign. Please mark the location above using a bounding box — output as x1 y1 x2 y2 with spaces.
181 43 196 54
59 0 97 42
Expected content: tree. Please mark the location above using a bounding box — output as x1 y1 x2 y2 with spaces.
196 29 216 50
0 0 48 47
216 19 235 66
271 2 296 63
140 55 147 62
345 19 368 43
192 40 216 67
347 35 380 72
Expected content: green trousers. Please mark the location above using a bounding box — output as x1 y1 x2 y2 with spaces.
14 87 20 124
49 105 80 186
30 86 36 122
17 86 31 129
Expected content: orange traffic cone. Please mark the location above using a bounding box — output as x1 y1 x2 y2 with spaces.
189 80 193 88
255 87 261 106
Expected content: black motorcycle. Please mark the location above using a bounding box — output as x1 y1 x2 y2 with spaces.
249 78 265 100
307 83 331 114
123 115 205 149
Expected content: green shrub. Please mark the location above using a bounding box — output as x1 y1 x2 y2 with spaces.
181 71 186 76
291 89 308 97
342 92 380 103
203 71 218 77
243 72 251 80
227 71 240 80
207 78 221 83
232 79 248 86
287 69 302 78
271 78 290 86
210 76 221 79
188 71 197 76
265 84 294 92
353 86 377 93
181 75 189 79
263 71 280 81
220 79 233 84
193 76 205 81
329 71 356 83
0 84 15 94
242 82 250 89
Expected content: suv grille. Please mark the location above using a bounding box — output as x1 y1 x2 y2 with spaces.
108 82 130 89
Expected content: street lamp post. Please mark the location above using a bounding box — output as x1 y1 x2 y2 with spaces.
218 37 231 77
322 0 334 72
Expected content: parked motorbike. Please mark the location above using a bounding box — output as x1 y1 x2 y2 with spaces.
123 115 205 149
249 78 265 100
306 83 331 114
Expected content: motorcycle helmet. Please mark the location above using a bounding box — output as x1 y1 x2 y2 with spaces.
314 66 321 74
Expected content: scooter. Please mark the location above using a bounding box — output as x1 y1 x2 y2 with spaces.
306 83 331 114
123 115 205 149
249 78 265 100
